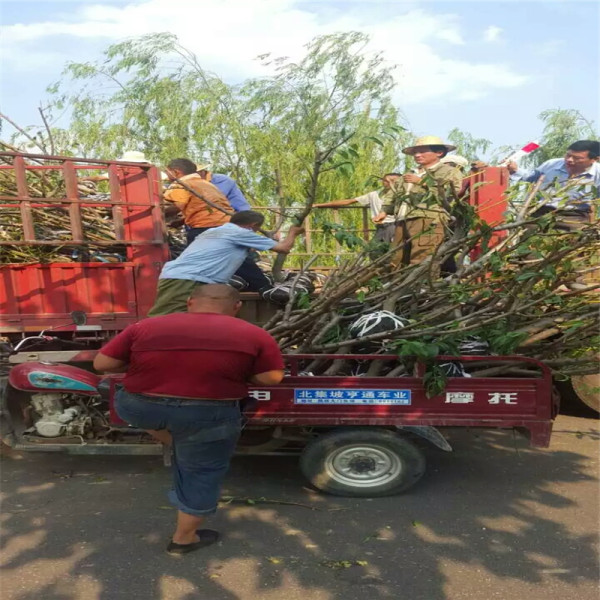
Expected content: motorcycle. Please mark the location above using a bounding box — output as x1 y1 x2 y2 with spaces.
1 312 161 454
0 312 276 455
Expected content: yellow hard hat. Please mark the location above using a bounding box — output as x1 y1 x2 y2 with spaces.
402 136 457 156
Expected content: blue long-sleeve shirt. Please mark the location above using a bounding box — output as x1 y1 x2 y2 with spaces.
210 173 251 211
511 158 600 211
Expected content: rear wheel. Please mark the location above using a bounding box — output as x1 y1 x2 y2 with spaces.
299 428 426 497
571 373 600 414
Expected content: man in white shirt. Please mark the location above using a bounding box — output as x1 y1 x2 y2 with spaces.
313 173 401 243
507 140 599 230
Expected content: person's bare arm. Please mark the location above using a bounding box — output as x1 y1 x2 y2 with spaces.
93 352 128 373
249 370 285 385
313 199 357 208
271 226 304 254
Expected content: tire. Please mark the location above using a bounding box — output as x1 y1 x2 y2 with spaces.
299 428 426 497
571 373 600 414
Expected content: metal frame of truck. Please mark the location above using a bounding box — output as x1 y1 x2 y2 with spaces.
0 352 557 496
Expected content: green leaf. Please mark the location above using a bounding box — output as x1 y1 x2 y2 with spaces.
296 291 311 309
515 271 537 282
366 136 384 147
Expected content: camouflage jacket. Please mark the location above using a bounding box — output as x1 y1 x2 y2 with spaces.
382 162 463 223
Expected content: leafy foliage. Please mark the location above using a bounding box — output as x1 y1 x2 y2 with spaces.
524 109 598 167
46 32 410 212
447 128 491 161
267 180 599 381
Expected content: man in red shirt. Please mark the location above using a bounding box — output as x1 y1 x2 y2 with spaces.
93 284 285 555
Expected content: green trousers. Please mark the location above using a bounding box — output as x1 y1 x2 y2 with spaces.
147 279 205 317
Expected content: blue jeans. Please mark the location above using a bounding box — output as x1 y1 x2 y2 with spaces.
115 389 242 516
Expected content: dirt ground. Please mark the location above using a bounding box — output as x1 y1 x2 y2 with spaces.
1 403 598 600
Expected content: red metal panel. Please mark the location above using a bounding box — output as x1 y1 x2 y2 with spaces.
104 354 554 447
117 164 168 317
248 377 542 420
0 264 139 332
467 167 510 260
469 167 509 227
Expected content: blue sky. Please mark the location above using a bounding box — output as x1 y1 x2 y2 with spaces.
0 0 598 155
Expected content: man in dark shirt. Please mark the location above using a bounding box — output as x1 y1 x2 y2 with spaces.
196 161 251 212
94 284 285 555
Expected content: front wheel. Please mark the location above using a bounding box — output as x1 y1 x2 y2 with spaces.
299 428 426 497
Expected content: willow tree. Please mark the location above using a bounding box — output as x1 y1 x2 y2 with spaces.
234 32 409 274
487 109 599 168
447 128 491 162
525 109 598 167
47 32 408 208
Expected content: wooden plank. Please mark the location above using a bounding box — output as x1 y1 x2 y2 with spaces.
108 164 125 241
63 161 83 242
13 156 36 242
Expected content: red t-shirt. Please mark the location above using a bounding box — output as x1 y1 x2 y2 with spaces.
99 313 284 400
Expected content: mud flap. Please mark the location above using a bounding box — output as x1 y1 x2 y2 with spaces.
396 425 452 452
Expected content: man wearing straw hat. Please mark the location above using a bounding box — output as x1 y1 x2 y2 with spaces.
375 135 463 274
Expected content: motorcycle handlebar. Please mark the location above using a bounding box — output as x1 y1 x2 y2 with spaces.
13 335 55 352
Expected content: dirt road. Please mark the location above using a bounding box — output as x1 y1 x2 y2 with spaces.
1 409 598 600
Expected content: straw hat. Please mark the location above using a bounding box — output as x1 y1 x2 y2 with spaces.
196 162 213 172
402 136 457 155
440 154 469 168
118 151 149 163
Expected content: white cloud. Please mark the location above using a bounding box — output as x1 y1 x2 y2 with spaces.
483 25 504 43
0 0 527 105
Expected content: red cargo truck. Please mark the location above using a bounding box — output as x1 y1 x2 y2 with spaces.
2 351 557 497
0 152 559 496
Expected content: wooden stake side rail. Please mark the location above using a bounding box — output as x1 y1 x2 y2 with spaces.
0 152 169 330
0 153 164 248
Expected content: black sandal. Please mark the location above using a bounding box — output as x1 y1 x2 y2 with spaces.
166 529 220 555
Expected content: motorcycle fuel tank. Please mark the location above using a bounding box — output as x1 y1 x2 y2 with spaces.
8 362 100 394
